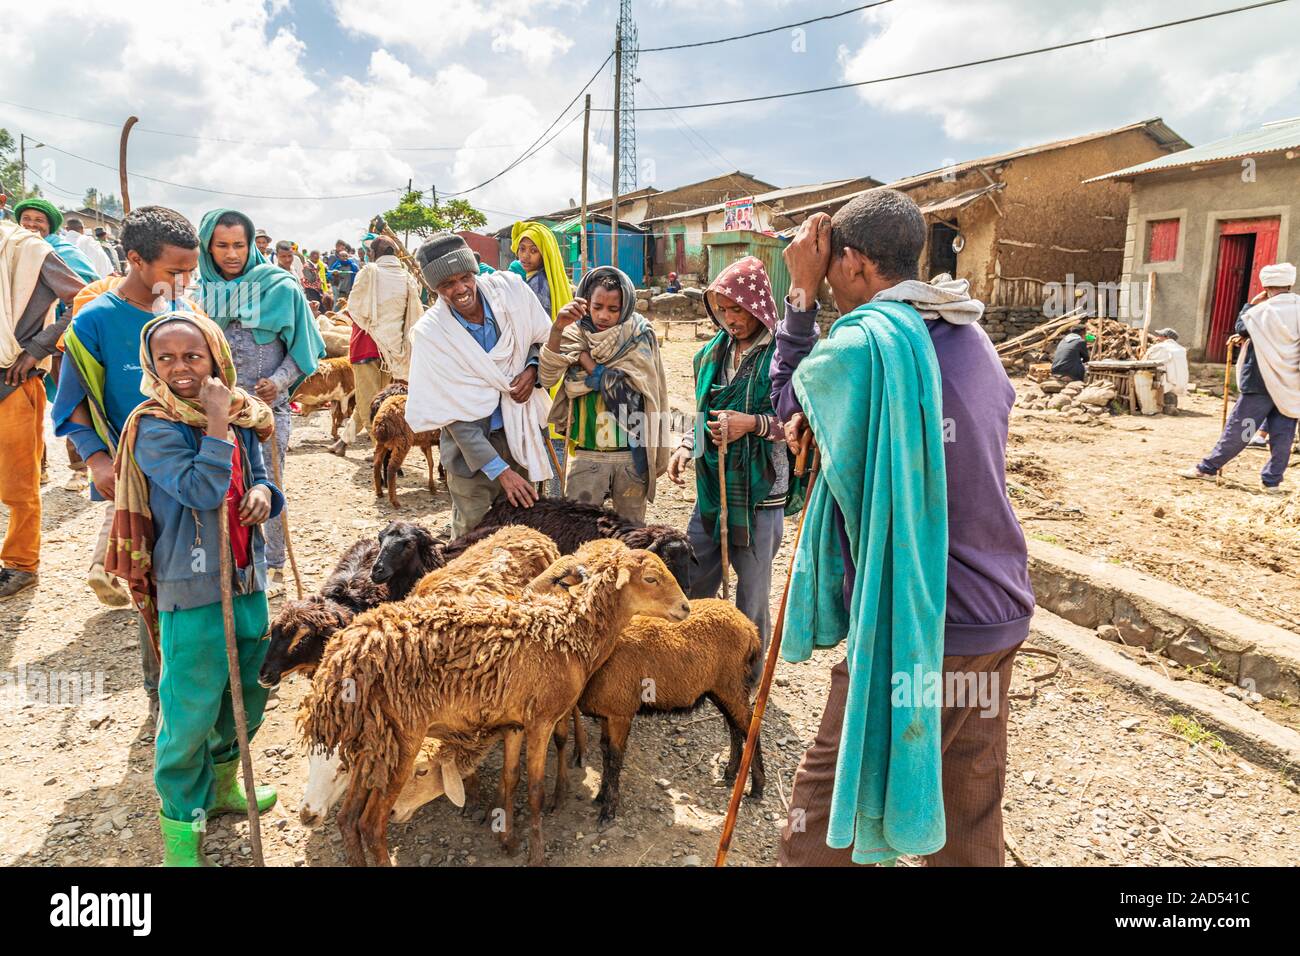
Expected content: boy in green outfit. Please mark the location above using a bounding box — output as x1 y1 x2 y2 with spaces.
106 311 284 866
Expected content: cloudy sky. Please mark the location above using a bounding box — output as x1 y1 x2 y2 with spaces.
1 0 1296 250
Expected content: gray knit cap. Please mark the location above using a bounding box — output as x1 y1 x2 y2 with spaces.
416 232 478 289
1153 327 1180 341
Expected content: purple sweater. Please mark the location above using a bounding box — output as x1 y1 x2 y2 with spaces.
771 299 1033 657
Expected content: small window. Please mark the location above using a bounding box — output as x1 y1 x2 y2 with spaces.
1146 219 1180 263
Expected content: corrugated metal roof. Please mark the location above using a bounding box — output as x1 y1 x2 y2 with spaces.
916 182 1005 216
1084 117 1300 182
641 177 881 224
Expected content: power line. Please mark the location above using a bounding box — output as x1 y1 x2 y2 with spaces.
0 97 521 152
597 0 1292 112
36 142 402 201
441 52 613 197
640 0 895 52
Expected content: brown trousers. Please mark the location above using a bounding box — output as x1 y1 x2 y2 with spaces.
779 642 1021 867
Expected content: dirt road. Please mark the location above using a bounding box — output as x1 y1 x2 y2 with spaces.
2 336 1296 866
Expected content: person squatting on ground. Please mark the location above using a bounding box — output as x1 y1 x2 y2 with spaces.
666 256 803 681
771 193 1034 866
539 265 671 522
333 235 422 454
0 215 85 599
197 209 324 597
407 232 552 537
105 312 283 866
1180 262 1299 492
53 206 203 711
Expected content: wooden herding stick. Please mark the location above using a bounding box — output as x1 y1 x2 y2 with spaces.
716 432 819 867
1222 337 1237 430
717 413 731 602
216 501 265 866
543 433 566 497
266 429 303 600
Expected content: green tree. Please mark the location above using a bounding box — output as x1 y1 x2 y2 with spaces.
381 190 487 239
83 187 123 219
0 128 42 203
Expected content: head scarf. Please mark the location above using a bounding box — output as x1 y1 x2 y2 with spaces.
196 208 324 384
510 220 573 321
105 311 275 654
12 197 62 234
1261 262 1296 288
704 255 777 333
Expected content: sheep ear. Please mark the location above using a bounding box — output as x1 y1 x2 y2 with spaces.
556 563 589 589
615 565 632 590
440 761 466 807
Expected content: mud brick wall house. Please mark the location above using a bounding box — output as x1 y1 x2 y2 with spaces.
642 177 881 285
783 120 1189 341
1086 117 1300 362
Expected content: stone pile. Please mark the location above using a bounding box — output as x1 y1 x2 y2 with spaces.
1015 377 1116 425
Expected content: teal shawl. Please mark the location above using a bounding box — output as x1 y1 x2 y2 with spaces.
46 234 99 284
783 299 948 865
196 209 324 383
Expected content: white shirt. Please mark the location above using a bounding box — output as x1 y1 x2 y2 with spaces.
69 231 113 278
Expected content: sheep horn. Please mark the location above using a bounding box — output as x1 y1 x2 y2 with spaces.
441 761 466 807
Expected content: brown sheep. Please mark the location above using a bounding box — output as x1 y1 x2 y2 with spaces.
579 598 765 824
291 356 356 440
295 527 560 827
372 393 442 508
298 540 691 866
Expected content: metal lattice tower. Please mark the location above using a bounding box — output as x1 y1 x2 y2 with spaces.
617 0 638 193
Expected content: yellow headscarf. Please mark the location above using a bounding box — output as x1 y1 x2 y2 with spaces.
510 221 572 322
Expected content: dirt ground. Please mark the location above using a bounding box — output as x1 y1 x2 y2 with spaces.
2 335 1297 867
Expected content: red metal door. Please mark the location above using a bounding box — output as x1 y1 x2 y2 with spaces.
1206 233 1253 363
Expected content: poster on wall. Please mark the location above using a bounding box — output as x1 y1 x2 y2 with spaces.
723 197 755 231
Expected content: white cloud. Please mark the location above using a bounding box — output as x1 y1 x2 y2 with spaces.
0 0 608 248
490 23 575 66
841 0 1300 148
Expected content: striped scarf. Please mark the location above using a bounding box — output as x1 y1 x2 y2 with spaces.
106 312 274 655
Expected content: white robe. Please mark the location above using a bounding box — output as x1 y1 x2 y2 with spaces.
1145 340 1188 397
405 271 554 481
1238 292 1300 419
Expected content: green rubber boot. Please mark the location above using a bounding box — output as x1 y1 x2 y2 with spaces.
159 813 217 867
209 757 277 816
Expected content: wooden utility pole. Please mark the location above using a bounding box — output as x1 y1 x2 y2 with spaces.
19 133 29 197
611 32 622 268
580 93 591 273
404 178 413 248
119 116 138 214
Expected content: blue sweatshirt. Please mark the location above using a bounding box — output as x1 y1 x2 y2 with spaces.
133 418 285 612
52 291 194 499
771 297 1034 657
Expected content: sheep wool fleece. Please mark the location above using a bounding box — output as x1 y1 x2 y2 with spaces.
783 299 949 865
154 592 270 823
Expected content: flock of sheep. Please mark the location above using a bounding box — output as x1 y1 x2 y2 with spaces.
264 497 767 866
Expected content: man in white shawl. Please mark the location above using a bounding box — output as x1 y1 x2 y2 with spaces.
333 236 422 452
0 216 85 598
407 233 552 535
1145 327 1189 411
1180 262 1299 492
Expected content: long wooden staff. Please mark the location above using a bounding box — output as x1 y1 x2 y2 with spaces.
1221 338 1236 429
368 216 436 298
717 413 730 601
543 433 566 497
716 433 819 867
118 116 138 214
266 429 304 600
216 501 265 866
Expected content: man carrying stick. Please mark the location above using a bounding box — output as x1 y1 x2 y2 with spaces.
1179 262 1299 492
770 192 1034 866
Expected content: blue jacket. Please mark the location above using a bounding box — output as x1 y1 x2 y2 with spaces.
133 418 285 613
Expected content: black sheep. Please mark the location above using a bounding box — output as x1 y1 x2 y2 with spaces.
453 497 694 590
259 537 388 687
369 520 448 601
